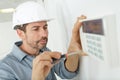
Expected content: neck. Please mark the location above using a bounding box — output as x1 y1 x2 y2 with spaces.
20 44 40 56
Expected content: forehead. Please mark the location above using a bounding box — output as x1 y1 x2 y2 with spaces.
25 21 47 29
28 21 47 26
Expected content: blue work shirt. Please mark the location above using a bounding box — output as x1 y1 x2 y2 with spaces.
0 41 78 80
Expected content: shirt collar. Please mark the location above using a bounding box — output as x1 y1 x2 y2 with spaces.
11 41 50 62
12 41 27 62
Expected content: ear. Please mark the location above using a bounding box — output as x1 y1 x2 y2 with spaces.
16 29 25 40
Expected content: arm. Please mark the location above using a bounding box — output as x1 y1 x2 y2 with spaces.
65 15 86 72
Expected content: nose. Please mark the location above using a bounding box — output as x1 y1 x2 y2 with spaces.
39 28 48 37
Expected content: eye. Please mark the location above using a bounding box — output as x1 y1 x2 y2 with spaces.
43 24 48 30
32 26 39 31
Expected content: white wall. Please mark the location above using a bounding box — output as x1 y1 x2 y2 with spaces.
65 0 120 80
0 22 20 59
44 0 72 53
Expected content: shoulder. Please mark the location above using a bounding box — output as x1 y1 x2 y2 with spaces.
0 52 18 70
0 53 16 79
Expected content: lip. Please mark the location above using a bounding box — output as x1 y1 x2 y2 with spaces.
40 40 47 44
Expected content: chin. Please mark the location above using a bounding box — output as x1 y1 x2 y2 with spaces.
39 44 46 49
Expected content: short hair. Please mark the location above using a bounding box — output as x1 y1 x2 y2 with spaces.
14 24 28 32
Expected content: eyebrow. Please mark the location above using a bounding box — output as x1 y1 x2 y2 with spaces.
31 23 48 29
31 26 40 29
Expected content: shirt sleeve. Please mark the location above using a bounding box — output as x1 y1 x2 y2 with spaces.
0 61 16 80
53 58 79 79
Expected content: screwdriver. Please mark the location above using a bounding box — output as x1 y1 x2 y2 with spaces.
52 50 82 64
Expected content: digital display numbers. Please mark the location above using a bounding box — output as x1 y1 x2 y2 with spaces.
82 19 104 35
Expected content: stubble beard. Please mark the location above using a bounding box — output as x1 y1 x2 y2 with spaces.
27 37 48 52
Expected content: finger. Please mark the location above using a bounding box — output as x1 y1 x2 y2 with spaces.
39 60 53 68
76 15 87 27
34 51 62 65
77 15 87 20
79 52 88 56
73 15 86 33
67 50 88 57
34 53 53 64
41 60 53 75
44 51 61 60
38 60 53 76
74 50 88 56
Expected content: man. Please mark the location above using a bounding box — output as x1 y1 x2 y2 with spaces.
0 1 86 80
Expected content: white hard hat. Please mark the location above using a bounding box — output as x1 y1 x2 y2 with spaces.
13 1 51 29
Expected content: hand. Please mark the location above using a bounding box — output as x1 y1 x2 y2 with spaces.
32 51 61 80
68 15 87 54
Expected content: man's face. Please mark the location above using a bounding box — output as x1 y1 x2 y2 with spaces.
22 21 48 50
